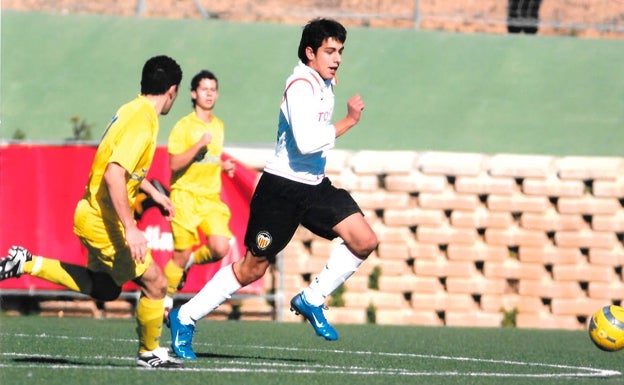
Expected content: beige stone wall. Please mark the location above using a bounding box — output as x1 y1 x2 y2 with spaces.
230 147 624 330
10 148 622 329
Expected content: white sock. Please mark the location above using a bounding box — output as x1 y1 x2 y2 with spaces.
184 252 195 270
303 243 363 307
164 295 173 310
178 263 241 324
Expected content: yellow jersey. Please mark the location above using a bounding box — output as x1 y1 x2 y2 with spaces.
79 95 158 226
168 112 224 196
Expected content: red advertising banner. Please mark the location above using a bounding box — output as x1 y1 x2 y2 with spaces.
0 143 259 294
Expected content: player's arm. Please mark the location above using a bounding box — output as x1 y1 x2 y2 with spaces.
103 162 148 263
139 179 175 221
287 81 336 154
169 133 212 172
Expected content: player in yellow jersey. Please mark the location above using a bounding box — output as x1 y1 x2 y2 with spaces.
163 70 236 320
0 55 184 369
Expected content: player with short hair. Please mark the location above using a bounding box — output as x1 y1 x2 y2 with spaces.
168 18 378 360
0 55 184 369
163 70 236 320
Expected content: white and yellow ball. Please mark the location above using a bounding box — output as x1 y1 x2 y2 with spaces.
588 305 624 352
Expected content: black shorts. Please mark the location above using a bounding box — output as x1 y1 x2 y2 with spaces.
244 172 362 258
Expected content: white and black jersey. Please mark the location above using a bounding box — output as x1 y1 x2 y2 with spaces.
264 61 337 185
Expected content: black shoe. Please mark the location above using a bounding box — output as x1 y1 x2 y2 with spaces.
137 347 184 369
0 246 32 280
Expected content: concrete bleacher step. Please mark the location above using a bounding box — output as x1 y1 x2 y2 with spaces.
550 297 611 316
378 275 444 294
515 311 584 330
444 310 503 327
343 291 409 309
483 259 549 280
385 171 447 193
519 208 586 232
411 292 479 311
450 207 514 229
521 175 585 197
383 207 446 227
593 178 624 198
445 275 509 295
556 156 623 180
518 277 585 298
454 172 517 195
552 260 619 282
374 309 443 326
446 241 509 262
479 294 547 313
587 280 624 300
414 256 478 278
517 244 585 264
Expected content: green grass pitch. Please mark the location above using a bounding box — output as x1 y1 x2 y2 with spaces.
0 315 622 385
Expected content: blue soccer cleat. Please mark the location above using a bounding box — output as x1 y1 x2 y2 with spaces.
290 292 338 341
169 307 197 360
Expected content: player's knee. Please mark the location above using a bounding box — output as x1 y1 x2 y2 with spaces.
88 272 122 301
353 232 378 259
237 254 270 285
145 274 168 298
212 244 230 261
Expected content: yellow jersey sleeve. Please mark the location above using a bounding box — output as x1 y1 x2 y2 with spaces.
84 95 158 219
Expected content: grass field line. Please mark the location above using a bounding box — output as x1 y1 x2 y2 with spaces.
1 332 621 378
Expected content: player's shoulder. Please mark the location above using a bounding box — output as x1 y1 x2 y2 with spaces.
171 112 196 130
285 66 323 95
211 115 225 127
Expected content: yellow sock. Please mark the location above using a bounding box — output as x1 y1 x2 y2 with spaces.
164 259 184 297
136 296 165 354
192 245 215 264
24 256 91 294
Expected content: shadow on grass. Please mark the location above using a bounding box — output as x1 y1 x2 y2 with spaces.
13 357 128 367
196 352 307 363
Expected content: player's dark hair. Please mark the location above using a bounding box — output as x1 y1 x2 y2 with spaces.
190 70 219 108
298 18 347 64
140 55 183 95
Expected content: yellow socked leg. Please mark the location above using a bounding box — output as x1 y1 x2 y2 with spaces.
164 259 184 298
136 296 165 354
192 245 215 264
25 257 92 294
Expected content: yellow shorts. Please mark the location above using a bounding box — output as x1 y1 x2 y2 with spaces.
170 189 233 251
73 199 151 286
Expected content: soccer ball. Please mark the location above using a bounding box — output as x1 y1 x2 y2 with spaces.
588 305 624 352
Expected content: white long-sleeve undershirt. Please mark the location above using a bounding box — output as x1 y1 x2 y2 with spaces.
264 62 337 185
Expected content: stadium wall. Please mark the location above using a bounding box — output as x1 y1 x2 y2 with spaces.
2 144 623 330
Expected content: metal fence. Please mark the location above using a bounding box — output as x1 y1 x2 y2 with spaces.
181 0 624 36
4 0 623 36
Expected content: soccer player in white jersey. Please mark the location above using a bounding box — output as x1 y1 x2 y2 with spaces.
168 18 378 359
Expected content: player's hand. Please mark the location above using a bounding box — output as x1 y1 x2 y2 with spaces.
193 133 212 161
125 225 148 263
222 158 236 178
346 94 365 124
151 191 175 221
199 133 212 146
